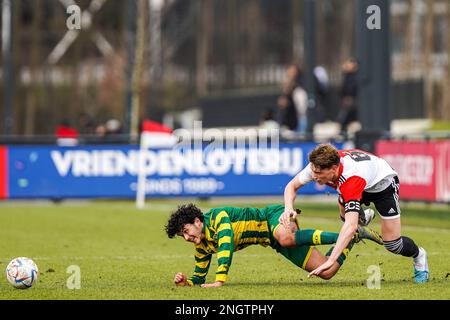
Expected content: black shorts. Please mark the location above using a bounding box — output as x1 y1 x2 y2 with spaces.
360 176 401 219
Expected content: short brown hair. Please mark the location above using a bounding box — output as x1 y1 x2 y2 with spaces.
308 144 340 169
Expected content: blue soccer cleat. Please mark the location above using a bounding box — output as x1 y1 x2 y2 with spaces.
413 247 429 283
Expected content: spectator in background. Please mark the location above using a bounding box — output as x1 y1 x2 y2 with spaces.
77 112 96 135
284 64 308 133
55 120 79 146
95 124 107 137
105 119 123 135
280 64 308 133
259 108 280 131
277 94 298 131
292 86 308 133
337 58 359 137
313 65 330 123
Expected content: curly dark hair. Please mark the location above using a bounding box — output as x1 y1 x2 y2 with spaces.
165 203 204 238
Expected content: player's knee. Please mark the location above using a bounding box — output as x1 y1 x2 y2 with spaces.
317 263 340 280
277 232 295 247
319 271 335 280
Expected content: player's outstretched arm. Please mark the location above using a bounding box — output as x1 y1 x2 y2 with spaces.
308 212 359 278
281 174 305 229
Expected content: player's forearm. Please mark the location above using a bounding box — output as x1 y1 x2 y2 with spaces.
327 213 358 262
191 255 211 286
284 181 298 210
215 272 228 283
216 219 233 283
216 250 232 283
187 275 207 286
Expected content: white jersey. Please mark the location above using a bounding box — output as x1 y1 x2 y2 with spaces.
298 149 397 203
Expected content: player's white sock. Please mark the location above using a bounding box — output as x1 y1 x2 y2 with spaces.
413 247 428 271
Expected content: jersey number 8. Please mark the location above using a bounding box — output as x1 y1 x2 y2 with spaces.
344 151 370 162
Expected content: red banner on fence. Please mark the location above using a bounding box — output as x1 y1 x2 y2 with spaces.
0 146 8 199
376 140 450 202
435 141 450 202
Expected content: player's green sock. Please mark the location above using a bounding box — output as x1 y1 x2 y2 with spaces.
325 241 354 266
294 229 339 246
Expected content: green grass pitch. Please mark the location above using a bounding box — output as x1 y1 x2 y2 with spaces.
0 199 449 300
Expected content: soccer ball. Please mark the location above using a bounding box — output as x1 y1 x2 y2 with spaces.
5 257 39 289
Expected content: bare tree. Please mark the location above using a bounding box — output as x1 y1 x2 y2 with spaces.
130 0 147 138
444 1 450 121
246 0 261 84
292 0 303 64
404 0 417 76
339 0 355 65
424 0 435 118
225 0 238 89
196 0 212 97
24 0 43 135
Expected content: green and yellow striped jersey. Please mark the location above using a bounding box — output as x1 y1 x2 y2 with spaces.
186 206 273 286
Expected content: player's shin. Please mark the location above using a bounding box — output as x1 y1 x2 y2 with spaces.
294 229 339 246
383 236 419 257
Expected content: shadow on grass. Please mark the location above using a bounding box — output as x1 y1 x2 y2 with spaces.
225 278 447 288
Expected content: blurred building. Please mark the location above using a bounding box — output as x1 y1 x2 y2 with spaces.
0 0 449 135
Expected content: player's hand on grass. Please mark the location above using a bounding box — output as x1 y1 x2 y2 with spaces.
307 259 335 278
279 208 298 230
174 272 187 286
200 281 224 288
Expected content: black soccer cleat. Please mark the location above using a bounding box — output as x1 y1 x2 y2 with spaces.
354 226 383 245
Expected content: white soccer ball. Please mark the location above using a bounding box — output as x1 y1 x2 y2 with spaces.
5 257 39 289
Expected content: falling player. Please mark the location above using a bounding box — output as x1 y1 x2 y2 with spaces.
165 203 383 287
